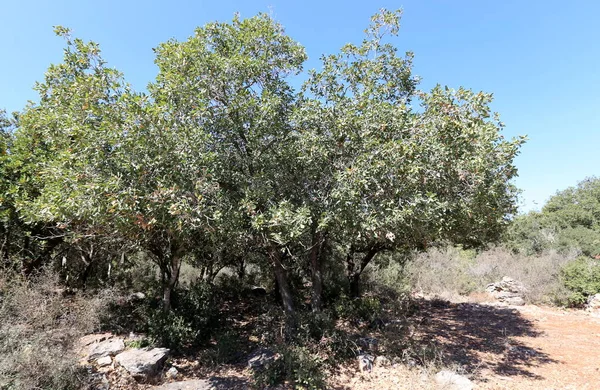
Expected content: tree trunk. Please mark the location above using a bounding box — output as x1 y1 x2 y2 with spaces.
349 272 361 298
269 246 296 338
309 231 324 312
162 254 181 313
236 257 245 281
346 247 380 298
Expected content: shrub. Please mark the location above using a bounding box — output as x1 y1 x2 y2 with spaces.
362 257 410 297
405 246 478 297
0 268 111 390
333 295 382 323
404 246 577 304
561 256 600 306
253 345 325 390
145 280 220 351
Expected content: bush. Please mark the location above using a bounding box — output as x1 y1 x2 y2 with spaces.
561 256 600 306
404 246 577 304
0 269 111 390
253 345 325 390
362 256 410 297
145 280 220 351
333 295 382 323
405 246 478 297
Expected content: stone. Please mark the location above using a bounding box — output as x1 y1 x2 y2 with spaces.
151 378 249 390
486 277 527 305
374 355 391 367
247 348 277 370
88 338 125 361
76 333 113 353
504 296 525 306
115 347 170 377
165 366 180 379
434 370 474 390
357 354 374 372
151 379 214 390
129 292 146 301
486 277 525 294
586 293 600 311
96 356 112 367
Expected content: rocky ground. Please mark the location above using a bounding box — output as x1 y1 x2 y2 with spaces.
80 287 600 389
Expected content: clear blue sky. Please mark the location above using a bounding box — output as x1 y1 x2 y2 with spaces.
1 0 599 213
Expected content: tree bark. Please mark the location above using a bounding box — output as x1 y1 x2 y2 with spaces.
346 247 380 298
349 271 361 298
162 253 181 313
269 246 296 338
309 231 324 312
236 257 245 281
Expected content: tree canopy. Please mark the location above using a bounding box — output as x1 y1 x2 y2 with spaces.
2 10 525 331
507 176 600 257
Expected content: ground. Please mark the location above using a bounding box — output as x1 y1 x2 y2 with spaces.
333 296 600 389
105 295 600 390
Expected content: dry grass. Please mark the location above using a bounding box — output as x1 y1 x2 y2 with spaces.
0 268 113 390
402 246 578 305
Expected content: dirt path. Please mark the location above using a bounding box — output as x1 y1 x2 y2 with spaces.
333 300 600 390
418 300 600 389
136 297 600 390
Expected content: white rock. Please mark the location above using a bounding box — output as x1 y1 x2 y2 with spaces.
151 379 215 390
504 296 525 306
434 370 474 390
587 293 600 310
77 333 113 349
357 354 374 372
166 366 179 379
87 338 125 361
247 348 277 369
115 347 170 377
96 356 112 367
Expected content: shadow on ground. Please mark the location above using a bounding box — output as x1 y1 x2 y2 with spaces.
412 299 558 380
151 376 250 389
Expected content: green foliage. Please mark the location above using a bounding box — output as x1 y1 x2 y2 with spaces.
334 295 382 322
4 9 525 347
145 281 219 351
253 346 325 390
561 256 600 306
506 177 600 257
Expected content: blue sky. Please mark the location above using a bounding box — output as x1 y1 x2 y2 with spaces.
1 0 598 213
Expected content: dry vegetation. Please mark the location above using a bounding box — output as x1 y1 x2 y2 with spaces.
399 246 578 305
0 269 113 390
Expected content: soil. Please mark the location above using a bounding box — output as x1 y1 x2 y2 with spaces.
333 297 600 389
117 295 600 389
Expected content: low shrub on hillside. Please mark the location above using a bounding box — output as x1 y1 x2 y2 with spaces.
119 280 221 352
0 269 111 390
560 256 600 306
402 246 577 304
252 345 326 390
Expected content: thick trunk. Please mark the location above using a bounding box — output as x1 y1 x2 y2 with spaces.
349 272 361 298
162 254 181 313
269 246 296 338
346 247 380 298
309 231 324 312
